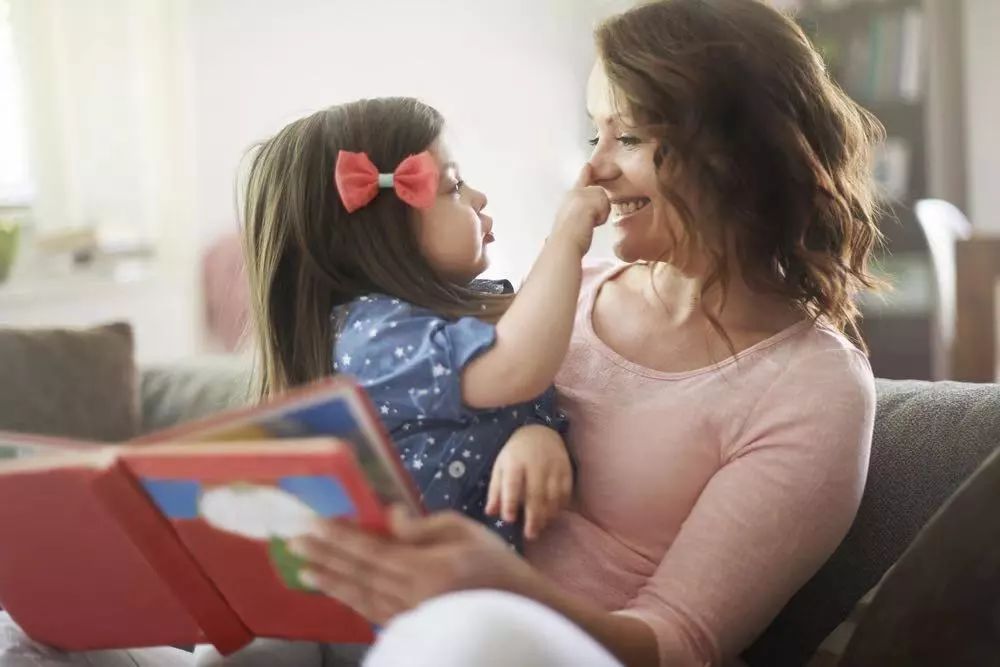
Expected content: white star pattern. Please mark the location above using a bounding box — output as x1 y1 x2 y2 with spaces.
433 387 441 395
427 437 436 445
341 354 352 366
403 424 410 431
365 359 371 366
395 347 406 359
353 321 363 331
432 363 448 377
390 322 398 328
412 459 424 470
434 471 443 479
369 328 379 338
407 345 414 352
462 450 472 458
495 520 504 528
380 405 390 415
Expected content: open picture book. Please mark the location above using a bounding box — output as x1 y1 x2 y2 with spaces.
0 378 421 655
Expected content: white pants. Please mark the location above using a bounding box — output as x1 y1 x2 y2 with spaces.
2 591 622 667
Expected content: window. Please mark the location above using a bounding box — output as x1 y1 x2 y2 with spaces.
0 0 31 205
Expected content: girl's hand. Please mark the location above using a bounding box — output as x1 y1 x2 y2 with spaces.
484 425 573 540
551 163 610 257
288 508 536 625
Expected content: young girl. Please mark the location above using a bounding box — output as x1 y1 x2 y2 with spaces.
241 97 608 548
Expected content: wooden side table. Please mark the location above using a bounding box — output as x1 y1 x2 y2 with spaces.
954 237 1000 383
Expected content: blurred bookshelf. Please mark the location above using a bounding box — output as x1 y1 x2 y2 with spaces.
792 0 949 379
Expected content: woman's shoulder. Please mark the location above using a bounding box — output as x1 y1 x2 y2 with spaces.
752 319 876 419
789 320 874 381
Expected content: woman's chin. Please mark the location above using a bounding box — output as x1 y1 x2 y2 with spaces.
613 233 675 265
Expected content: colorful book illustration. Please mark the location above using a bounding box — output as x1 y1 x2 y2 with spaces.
0 378 420 655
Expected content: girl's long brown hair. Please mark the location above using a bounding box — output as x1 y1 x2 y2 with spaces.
596 0 884 346
243 97 512 398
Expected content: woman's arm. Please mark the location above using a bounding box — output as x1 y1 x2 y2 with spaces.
513 571 660 666
290 508 660 666
461 165 608 410
290 351 875 667
613 349 877 666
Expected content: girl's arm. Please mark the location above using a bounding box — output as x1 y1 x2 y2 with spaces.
461 165 609 410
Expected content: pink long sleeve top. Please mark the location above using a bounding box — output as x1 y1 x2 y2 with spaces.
524 262 876 666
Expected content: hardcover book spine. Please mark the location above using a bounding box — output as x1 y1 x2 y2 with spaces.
91 460 254 655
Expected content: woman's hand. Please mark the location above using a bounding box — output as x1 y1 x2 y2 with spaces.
485 425 573 540
288 508 537 625
551 163 610 257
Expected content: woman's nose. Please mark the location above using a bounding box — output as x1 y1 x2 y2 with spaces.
588 144 622 185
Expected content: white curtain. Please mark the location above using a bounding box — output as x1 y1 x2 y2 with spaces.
0 0 31 204
9 0 184 242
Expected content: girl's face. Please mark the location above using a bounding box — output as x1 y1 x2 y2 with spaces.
586 62 686 265
413 138 494 284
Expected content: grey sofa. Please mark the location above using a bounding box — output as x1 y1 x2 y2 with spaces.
136 359 1000 666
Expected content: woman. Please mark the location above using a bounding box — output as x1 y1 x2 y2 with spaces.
218 1 880 665
0 2 880 666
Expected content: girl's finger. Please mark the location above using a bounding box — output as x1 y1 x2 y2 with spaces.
547 472 567 512
560 473 574 505
485 465 503 517
524 466 548 540
501 466 524 524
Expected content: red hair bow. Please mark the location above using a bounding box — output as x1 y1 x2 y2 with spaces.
334 150 439 213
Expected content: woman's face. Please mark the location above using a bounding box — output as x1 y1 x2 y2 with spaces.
586 62 684 265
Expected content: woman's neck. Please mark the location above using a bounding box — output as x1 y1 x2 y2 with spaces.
629 260 801 336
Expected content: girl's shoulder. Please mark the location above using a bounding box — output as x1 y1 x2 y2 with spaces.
335 293 430 331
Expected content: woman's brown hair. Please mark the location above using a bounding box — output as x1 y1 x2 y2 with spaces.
243 97 512 399
596 0 884 345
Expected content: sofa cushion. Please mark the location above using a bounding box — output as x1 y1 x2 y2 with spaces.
139 355 253 434
744 379 1000 666
839 445 1000 665
0 322 137 442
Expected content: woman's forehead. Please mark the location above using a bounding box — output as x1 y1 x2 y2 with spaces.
587 62 635 127
586 63 615 122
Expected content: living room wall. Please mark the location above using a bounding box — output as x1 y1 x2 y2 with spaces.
183 0 618 283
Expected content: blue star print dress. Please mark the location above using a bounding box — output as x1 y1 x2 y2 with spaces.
332 287 567 551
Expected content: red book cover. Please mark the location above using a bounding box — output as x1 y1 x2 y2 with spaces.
0 452 211 650
0 378 416 653
120 440 385 644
